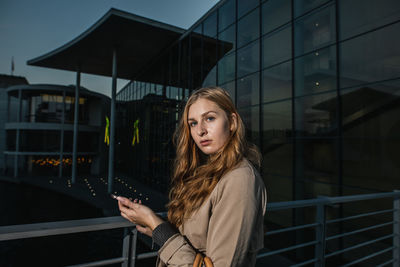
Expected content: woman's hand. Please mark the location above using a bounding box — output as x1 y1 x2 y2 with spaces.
117 196 164 237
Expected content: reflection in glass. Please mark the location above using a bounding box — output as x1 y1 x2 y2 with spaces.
262 61 292 103
218 0 236 32
340 22 400 89
262 0 291 34
295 45 337 97
219 80 236 105
237 72 259 108
237 40 260 78
239 106 260 146
343 136 400 192
294 4 336 56
218 53 235 85
262 26 291 69
238 0 259 19
339 0 400 40
295 138 339 198
295 91 338 136
238 8 260 48
202 65 217 87
218 23 236 55
341 81 400 139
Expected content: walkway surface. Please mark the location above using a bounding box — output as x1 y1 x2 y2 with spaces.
0 174 169 216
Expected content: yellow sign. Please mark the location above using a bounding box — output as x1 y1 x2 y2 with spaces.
132 119 139 146
104 116 110 146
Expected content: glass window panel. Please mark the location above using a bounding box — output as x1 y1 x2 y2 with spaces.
237 72 260 108
219 80 236 105
294 4 336 56
20 130 60 152
6 130 16 151
262 25 291 69
203 11 217 37
295 91 338 137
340 22 400 89
238 0 259 19
262 101 293 177
295 45 337 97
294 0 330 18
194 24 202 34
238 8 260 48
294 138 340 198
218 23 236 56
238 106 260 146
343 137 400 192
202 65 217 87
341 80 400 139
339 0 400 40
218 53 236 85
237 40 260 78
262 0 291 34
262 61 292 103
263 174 293 202
218 0 236 32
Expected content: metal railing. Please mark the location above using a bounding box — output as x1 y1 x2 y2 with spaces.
1 191 399 267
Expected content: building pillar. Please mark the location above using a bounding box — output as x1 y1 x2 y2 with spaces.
72 69 81 184
14 89 22 178
108 49 117 194
59 89 66 178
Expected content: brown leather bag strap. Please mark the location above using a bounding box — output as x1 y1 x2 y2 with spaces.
193 252 214 267
193 253 204 267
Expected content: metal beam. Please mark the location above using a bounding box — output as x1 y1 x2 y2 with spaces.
108 49 117 194
72 69 81 184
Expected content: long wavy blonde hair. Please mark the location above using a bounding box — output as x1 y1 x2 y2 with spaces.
167 87 261 228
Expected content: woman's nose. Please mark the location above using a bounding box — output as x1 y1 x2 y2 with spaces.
197 122 207 136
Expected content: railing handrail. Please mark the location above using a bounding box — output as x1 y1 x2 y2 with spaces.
2 192 400 242
1 192 400 267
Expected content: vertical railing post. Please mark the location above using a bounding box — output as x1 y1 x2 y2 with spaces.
393 190 400 267
315 196 327 267
122 228 137 267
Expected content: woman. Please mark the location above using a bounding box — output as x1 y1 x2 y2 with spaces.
117 87 267 266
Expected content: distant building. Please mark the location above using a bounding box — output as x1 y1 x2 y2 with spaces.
0 74 29 173
5 84 110 177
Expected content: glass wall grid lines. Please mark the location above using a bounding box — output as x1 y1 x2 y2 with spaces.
294 2 336 57
237 7 260 49
218 0 236 33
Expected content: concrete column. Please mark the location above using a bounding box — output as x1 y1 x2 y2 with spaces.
14 89 22 178
108 49 117 194
72 69 81 184
59 89 66 178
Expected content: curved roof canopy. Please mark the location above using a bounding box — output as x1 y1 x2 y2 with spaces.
27 8 185 80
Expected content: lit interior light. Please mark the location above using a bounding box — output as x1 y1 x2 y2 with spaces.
315 82 320 86
315 22 319 27
315 52 319 56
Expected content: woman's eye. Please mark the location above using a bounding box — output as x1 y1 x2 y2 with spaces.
189 122 197 127
206 117 215 122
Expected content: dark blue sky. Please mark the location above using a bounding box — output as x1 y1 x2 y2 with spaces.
0 0 219 96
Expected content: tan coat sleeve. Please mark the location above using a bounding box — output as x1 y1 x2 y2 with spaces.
206 166 266 267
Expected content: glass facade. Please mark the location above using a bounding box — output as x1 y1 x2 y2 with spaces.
5 85 109 177
116 0 400 204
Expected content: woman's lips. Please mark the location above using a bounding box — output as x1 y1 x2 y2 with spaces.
200 140 211 146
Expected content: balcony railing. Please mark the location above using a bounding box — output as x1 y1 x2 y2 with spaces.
1 191 399 267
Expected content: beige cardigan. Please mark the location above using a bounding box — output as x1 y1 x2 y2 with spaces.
157 159 267 267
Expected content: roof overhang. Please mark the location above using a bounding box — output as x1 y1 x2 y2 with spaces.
27 8 186 80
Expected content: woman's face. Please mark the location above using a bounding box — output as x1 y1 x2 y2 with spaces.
188 98 235 155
